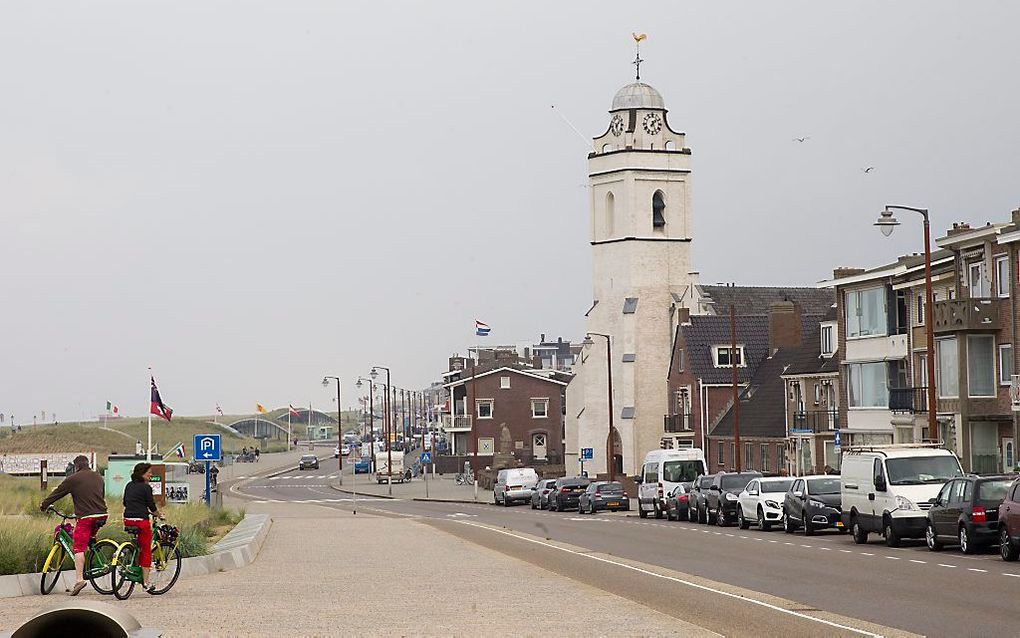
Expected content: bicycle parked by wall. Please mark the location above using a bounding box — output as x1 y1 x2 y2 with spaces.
110 514 182 599
40 508 120 595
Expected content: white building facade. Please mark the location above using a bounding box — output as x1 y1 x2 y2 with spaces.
565 80 699 476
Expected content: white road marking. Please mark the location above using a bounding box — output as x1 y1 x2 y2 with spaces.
454 521 883 638
800 545 812 548
819 547 832 551
909 560 926 564
859 552 874 556
839 550 852 553
937 564 956 568
885 557 900 561
1003 573 1020 578
968 568 987 573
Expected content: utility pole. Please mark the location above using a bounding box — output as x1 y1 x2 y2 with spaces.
731 304 742 472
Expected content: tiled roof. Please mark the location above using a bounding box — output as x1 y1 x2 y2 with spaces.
699 285 835 316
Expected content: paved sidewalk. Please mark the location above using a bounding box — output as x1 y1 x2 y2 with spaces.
0 502 711 637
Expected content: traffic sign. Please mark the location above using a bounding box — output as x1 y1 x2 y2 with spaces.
580 447 594 460
193 434 222 462
833 430 841 452
420 452 432 464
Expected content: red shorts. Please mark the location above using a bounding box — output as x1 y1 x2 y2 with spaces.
123 519 153 568
72 516 107 553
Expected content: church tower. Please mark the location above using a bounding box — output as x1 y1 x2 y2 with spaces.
565 64 698 477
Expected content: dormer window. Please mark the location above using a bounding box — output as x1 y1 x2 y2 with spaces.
820 322 837 357
713 345 745 368
652 191 666 228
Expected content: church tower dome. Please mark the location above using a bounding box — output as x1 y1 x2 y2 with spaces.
611 82 665 111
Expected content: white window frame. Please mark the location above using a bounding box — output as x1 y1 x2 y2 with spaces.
969 261 988 298
712 345 745 368
761 444 769 473
999 344 1013 386
717 441 725 466
847 361 888 408
530 398 549 419
937 337 959 399
845 286 888 339
744 442 753 469
499 376 511 389
477 399 494 419
916 294 925 326
820 324 834 356
968 335 996 398
996 255 1010 298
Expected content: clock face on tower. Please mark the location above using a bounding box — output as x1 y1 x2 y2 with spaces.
610 114 624 137
642 112 662 135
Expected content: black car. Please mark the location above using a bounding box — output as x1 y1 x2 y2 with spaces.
706 471 762 526
548 477 591 512
579 481 630 514
530 478 558 510
689 474 716 523
783 476 842 535
665 483 693 521
926 475 1013 554
298 454 320 470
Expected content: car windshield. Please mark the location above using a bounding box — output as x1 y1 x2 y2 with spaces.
662 460 703 483
760 480 794 493
721 474 758 490
301 456 315 461
698 476 713 488
600 482 624 493
886 456 964 485
977 479 1012 502
806 478 840 494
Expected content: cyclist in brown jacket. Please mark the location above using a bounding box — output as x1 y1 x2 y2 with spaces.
40 455 108 595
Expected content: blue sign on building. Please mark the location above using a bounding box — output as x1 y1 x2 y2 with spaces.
580 447 594 460
193 434 222 462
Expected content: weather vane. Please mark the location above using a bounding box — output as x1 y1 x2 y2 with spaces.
632 32 647 81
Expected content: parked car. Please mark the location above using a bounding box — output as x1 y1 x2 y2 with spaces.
689 474 716 523
578 481 630 514
334 446 340 458
664 483 693 521
783 475 843 535
548 477 591 512
298 454 320 470
705 471 762 526
494 468 540 506
999 478 1020 561
841 445 964 547
926 475 1012 553
736 477 794 530
531 478 559 510
636 449 707 519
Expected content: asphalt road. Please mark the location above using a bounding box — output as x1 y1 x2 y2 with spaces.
235 471 1017 637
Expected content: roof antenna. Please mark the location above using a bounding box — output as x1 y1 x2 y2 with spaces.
632 32 647 81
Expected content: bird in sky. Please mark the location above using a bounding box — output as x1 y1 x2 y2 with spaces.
862 166 875 173
792 136 810 143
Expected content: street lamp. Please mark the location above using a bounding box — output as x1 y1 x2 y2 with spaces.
875 205 938 443
357 377 375 473
371 366 393 496
322 376 344 487
583 332 617 482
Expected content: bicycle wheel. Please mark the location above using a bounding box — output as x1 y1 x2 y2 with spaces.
40 544 65 595
86 539 120 595
112 544 137 600
148 543 181 594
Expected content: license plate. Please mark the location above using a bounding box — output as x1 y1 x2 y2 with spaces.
608 501 620 507
835 521 844 528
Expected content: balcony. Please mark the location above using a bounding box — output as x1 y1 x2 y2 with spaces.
790 410 839 433
663 414 693 433
441 414 472 431
889 387 929 413
933 298 1002 334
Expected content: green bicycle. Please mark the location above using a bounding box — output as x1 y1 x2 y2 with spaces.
111 515 182 599
40 508 120 595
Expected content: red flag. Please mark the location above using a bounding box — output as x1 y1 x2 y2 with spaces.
288 404 300 418
150 376 173 422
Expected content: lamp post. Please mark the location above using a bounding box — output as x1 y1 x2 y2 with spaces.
875 205 939 443
322 376 344 487
357 377 375 473
371 366 393 495
583 332 617 482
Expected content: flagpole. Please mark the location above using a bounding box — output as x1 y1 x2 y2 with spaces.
287 410 292 451
146 369 152 462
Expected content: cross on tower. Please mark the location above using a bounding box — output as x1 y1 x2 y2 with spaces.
632 33 647 81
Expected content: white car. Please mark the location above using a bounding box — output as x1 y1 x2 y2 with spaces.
736 476 796 531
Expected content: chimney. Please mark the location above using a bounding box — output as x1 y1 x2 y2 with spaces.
1011 206 1020 226
832 267 865 279
946 222 972 237
540 333 546 343
677 307 691 324
768 301 802 355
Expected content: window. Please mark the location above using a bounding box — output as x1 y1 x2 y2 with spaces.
500 376 511 389
968 335 995 397
847 362 888 407
814 383 821 404
652 190 666 228
713 345 745 367
937 337 959 398
744 443 753 469
717 441 725 466
845 287 887 338
605 192 615 236
996 255 1010 297
643 462 659 483
918 353 928 387
477 400 493 419
820 324 834 355
916 294 925 326
761 444 769 472
531 399 549 418
969 261 988 298
1000 344 1014 386
730 443 736 468
677 349 685 372
894 290 908 334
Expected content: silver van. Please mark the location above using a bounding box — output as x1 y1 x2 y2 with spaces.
494 468 539 506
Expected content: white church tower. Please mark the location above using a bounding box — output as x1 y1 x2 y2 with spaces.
565 54 698 477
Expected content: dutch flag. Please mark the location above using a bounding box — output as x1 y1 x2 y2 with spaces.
475 320 491 337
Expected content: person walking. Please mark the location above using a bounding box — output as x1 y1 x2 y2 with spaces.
39 455 107 596
122 462 163 593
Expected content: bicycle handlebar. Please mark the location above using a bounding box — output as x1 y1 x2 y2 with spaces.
46 506 77 520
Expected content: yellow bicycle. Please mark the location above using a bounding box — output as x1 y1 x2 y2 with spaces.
110 515 182 599
40 508 120 595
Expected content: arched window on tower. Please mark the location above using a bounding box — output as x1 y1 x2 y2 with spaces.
652 190 666 228
664 140 676 151
605 192 615 236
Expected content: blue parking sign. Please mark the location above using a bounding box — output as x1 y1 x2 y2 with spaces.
193 434 222 462
580 447 594 460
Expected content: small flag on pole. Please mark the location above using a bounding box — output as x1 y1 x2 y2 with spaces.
474 320 491 337
256 403 268 414
288 404 300 418
106 400 112 411
150 376 173 422
216 404 224 416
113 405 119 415
163 442 186 461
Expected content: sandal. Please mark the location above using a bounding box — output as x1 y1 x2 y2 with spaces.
69 581 87 596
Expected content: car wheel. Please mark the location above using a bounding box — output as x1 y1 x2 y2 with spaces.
549 498 557 512
783 513 794 534
666 506 675 521
738 508 750 530
503 494 511 507
884 518 901 548
803 512 815 536
638 503 648 518
757 507 771 531
716 509 727 527
959 525 974 554
699 505 708 525
851 515 869 544
925 522 943 551
654 503 664 519
1001 528 1019 562
590 502 596 515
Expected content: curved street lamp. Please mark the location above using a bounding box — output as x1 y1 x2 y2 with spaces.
583 332 617 482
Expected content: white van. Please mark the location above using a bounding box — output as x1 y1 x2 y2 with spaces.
493 468 540 506
636 449 707 519
840 444 964 547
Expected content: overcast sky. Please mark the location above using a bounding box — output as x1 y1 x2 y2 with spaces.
2 2 1019 421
